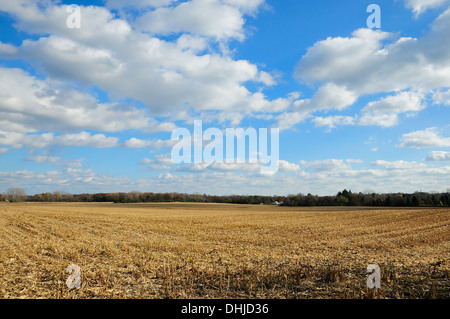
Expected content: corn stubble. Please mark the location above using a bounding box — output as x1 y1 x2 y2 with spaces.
0 202 448 299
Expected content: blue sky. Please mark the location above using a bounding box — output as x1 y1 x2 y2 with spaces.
1 0 450 196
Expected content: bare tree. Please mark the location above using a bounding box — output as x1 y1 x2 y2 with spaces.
7 187 27 202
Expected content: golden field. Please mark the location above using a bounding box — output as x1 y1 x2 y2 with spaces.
0 202 448 299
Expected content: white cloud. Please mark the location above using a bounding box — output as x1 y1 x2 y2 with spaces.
25 154 86 169
433 88 450 105
400 127 450 148
346 159 364 164
400 127 450 149
276 83 357 131
139 154 176 170
134 0 266 41
56 132 119 148
176 34 209 53
312 115 356 131
404 0 450 16
139 158 153 165
105 0 176 10
300 159 351 173
0 42 17 55
292 8 450 130
1 1 450 196
61 158 86 169
296 23 450 96
223 0 265 14
171 159 298 174
0 131 119 149
136 0 246 41
275 112 309 132
0 148 8 155
2 159 450 196
312 90 427 130
25 155 61 164
278 160 301 172
210 162 261 172
371 160 426 169
106 0 265 17
426 151 450 161
141 120 178 134
359 91 425 127
296 29 393 94
152 154 177 165
0 67 169 134
293 83 358 113
123 138 176 149
0 1 288 120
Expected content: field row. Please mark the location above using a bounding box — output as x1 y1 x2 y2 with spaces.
0 203 448 298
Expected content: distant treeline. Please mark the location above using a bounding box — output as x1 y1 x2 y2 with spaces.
2 188 450 207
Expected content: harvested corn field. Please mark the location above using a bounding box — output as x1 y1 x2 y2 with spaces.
0 202 448 299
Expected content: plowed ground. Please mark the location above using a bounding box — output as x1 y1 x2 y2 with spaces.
0 202 448 299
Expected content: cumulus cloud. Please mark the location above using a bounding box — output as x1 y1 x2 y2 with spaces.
139 154 177 170
136 0 247 41
276 83 357 130
0 67 172 134
1 0 449 196
295 23 450 96
105 0 265 36
294 9 450 129
311 91 426 131
171 159 299 174
2 159 450 196
296 29 393 94
300 159 351 173
371 160 426 169
293 83 358 113
57 132 119 148
359 91 425 127
24 153 87 168
426 151 450 161
433 88 450 105
0 131 119 149
399 127 450 148
278 160 301 172
123 138 177 149
133 0 266 41
346 159 363 164
105 0 176 10
25 154 61 164
0 42 17 55
312 116 356 131
274 112 309 131
404 0 450 16
0 0 286 121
